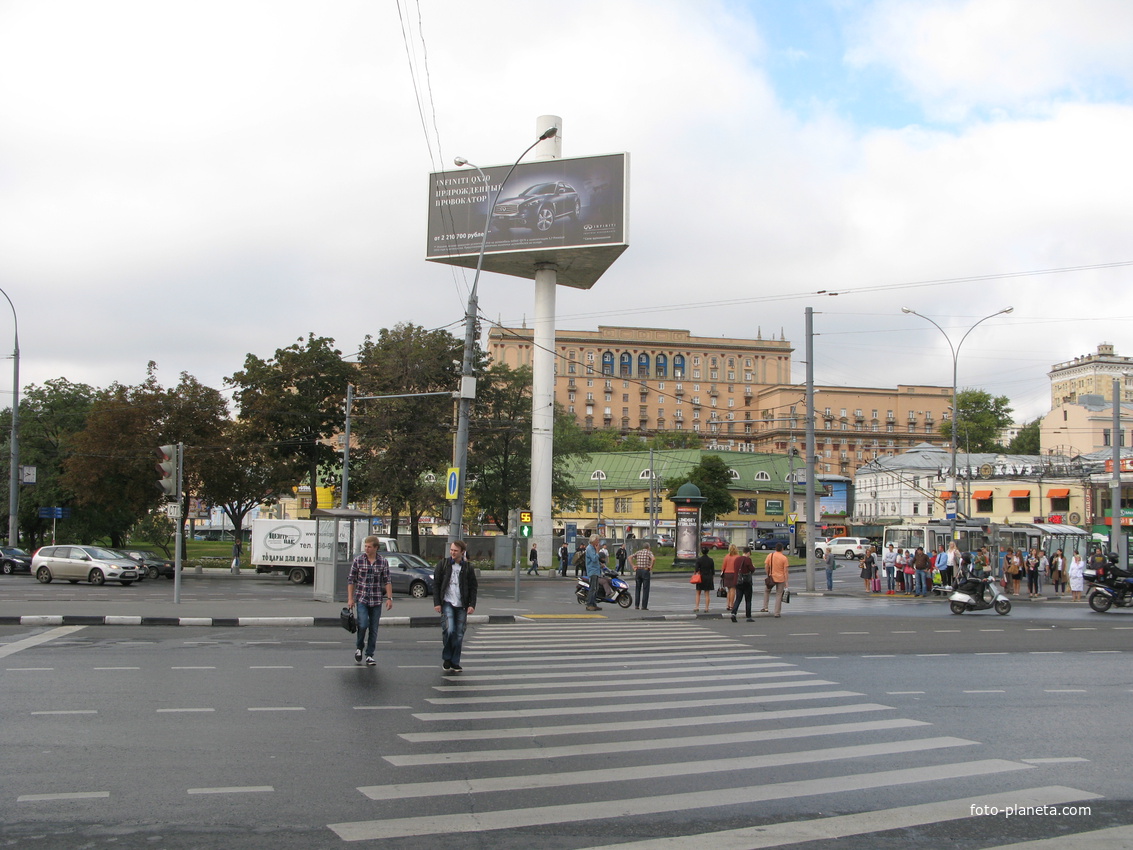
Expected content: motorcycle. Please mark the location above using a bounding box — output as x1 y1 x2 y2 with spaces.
948 573 1011 615
575 571 633 609
1085 555 1133 613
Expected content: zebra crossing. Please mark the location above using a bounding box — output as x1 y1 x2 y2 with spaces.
328 621 1113 847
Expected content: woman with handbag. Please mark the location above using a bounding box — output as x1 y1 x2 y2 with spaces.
720 544 739 612
693 546 715 612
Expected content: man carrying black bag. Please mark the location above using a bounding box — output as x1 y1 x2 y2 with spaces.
347 536 393 667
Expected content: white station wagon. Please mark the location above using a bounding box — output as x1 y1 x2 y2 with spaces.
32 545 141 586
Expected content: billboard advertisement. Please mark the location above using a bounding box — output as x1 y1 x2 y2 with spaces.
426 152 629 290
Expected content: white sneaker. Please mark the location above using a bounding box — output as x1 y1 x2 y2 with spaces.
354 649 362 664
365 656 375 666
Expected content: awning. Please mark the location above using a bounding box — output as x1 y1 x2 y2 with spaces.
939 490 955 499
972 490 993 500
1008 489 1031 498
1047 488 1071 498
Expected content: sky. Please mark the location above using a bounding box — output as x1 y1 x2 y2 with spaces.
1 0 1131 425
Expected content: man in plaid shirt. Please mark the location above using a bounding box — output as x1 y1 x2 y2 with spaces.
347 536 393 666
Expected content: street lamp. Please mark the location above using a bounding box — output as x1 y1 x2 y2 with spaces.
901 306 1013 520
0 287 18 547
448 126 558 545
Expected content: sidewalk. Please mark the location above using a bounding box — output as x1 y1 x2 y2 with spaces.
0 568 1075 627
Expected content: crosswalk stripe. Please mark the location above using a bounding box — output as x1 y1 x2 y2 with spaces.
427 672 820 705
984 824 1133 849
328 758 1032 841
400 702 895 743
364 736 972 800
461 654 770 672
572 785 1102 850
434 663 796 690
463 642 739 656
383 717 927 766
415 688 864 721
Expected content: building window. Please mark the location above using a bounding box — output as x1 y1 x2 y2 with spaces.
620 352 632 377
638 353 650 377
567 362 576 374
1012 495 1032 513
673 355 685 377
976 496 993 513
601 351 614 375
642 497 662 513
614 497 632 512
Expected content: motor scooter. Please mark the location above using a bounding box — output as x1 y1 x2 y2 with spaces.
575 571 633 609
948 573 1011 615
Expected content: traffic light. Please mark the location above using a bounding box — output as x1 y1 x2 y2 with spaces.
156 445 177 498
519 510 533 538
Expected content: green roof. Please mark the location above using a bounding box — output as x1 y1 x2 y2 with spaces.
563 448 792 491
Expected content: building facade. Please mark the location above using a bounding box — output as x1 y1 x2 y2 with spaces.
488 324 793 437
1049 343 1133 407
1042 396 1133 457
488 324 952 477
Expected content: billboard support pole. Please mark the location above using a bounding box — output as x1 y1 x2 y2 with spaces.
530 115 562 564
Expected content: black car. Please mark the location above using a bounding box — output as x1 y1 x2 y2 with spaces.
119 548 176 580
491 182 580 232
0 546 32 574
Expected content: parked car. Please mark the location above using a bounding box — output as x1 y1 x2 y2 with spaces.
752 533 791 551
827 537 871 559
118 547 176 580
655 534 675 547
382 552 437 599
491 181 581 232
0 546 32 574
31 545 142 586
700 536 729 550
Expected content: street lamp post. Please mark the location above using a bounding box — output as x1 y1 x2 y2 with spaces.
901 306 1013 520
448 127 558 546
0 288 18 547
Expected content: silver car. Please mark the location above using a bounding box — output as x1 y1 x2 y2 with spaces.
32 545 141 586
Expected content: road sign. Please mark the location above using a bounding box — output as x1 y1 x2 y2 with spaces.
445 467 459 500
37 507 71 519
519 510 533 538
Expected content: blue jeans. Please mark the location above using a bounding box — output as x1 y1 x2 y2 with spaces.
885 569 895 592
440 602 469 666
824 567 834 590
915 569 930 596
356 603 382 657
634 569 651 608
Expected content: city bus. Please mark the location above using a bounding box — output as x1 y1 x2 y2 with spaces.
882 520 1094 561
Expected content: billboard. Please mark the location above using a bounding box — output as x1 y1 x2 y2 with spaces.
426 152 629 290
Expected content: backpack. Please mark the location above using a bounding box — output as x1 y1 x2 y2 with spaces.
572 549 586 568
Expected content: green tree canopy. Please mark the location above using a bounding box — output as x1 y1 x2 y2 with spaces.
940 388 1014 453
665 454 736 524
1007 419 1041 454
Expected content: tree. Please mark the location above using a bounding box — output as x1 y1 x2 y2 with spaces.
940 389 1014 453
196 420 294 548
63 367 229 548
1007 419 1041 455
352 323 460 550
465 364 581 535
0 378 96 550
665 454 736 524
228 334 352 511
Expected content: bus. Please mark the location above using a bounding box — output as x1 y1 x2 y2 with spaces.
882 520 1094 562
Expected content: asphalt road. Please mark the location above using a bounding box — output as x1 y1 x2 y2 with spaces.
3 594 1132 849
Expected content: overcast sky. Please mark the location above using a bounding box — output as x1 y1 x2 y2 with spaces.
1 0 1131 423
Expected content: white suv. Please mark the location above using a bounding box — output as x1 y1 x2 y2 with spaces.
827 537 871 559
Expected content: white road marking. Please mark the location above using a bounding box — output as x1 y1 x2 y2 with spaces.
400 702 895 743
328 759 1033 842
94 666 139 670
431 666 798 693
1044 689 1087 693
5 667 54 671
964 689 1006 693
363 737 973 800
384 718 930 767
187 786 274 794
171 666 216 670
573 786 1101 850
248 706 305 712
18 791 109 802
1021 757 1089 764
354 705 411 710
0 625 86 659
157 708 215 713
425 676 828 706
249 665 293 669
31 710 97 715
415 689 863 722
983 824 1133 849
